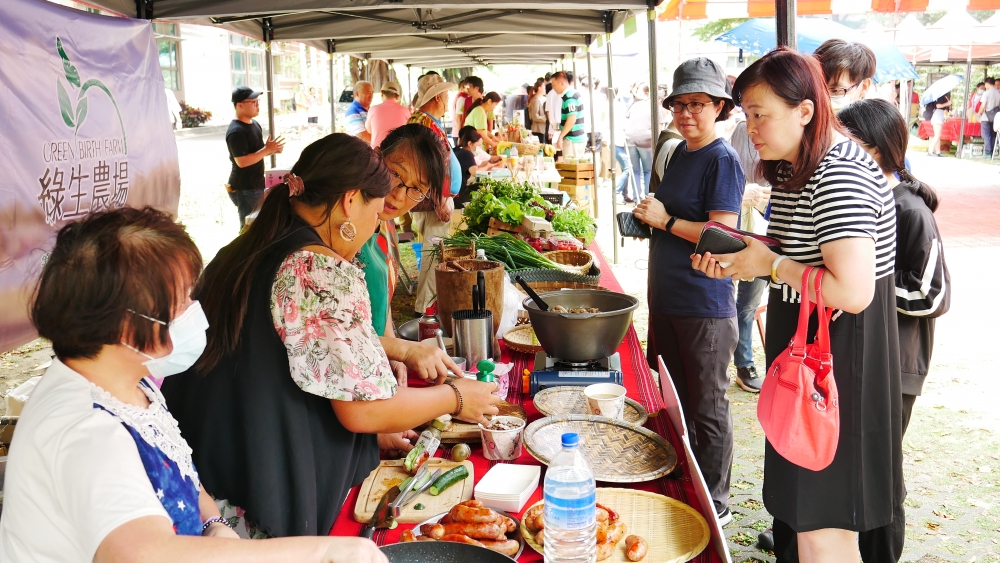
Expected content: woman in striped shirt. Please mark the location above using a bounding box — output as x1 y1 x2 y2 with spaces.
693 48 902 563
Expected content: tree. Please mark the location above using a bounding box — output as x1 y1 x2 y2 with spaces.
692 18 750 43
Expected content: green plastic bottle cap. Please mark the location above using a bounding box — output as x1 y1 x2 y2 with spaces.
476 359 495 373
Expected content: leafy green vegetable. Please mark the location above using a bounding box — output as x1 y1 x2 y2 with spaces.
552 209 597 244
436 233 559 271
461 178 553 234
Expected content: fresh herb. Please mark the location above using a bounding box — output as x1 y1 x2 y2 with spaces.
551 209 597 244
435 233 559 271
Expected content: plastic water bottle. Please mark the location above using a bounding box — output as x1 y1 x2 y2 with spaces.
543 433 597 563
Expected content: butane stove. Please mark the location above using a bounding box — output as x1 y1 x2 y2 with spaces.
529 352 623 396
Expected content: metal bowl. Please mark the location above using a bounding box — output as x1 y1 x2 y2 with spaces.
522 289 639 362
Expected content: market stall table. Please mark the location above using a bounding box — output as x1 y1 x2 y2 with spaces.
918 118 982 143
330 244 724 563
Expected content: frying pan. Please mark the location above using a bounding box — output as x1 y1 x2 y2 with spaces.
380 541 517 563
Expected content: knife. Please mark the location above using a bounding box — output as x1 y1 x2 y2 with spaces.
359 485 401 539
392 468 443 517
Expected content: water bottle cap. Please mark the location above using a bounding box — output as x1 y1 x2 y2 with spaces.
561 433 579 448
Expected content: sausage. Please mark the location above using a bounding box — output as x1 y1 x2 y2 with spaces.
479 538 520 556
415 535 436 542
596 521 609 543
596 503 620 523
450 504 500 524
440 534 486 547
625 535 648 561
459 499 484 508
596 507 610 523
400 529 417 542
596 540 615 561
442 521 507 541
439 513 454 525
535 529 544 546
498 515 517 533
606 521 627 544
419 523 445 539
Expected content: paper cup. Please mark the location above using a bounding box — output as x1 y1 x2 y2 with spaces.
479 416 525 460
584 383 627 420
494 371 510 401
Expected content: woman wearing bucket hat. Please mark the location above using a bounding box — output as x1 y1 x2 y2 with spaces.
692 48 901 563
632 57 745 525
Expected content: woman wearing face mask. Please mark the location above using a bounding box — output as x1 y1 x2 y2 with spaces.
632 57 745 527
839 98 950 563
453 126 501 207
161 134 500 539
0 207 387 563
692 48 901 563
465 92 502 150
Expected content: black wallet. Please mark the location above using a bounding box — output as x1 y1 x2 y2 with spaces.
616 212 652 239
694 221 781 256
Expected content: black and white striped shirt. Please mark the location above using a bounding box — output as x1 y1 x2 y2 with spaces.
767 136 896 303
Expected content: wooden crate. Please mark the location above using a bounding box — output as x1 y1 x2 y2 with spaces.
557 182 593 196
555 162 595 171
558 175 592 185
486 217 524 237
558 168 595 180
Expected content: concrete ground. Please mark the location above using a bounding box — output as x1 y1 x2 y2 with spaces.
2 127 998 563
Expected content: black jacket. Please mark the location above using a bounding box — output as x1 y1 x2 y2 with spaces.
893 181 950 395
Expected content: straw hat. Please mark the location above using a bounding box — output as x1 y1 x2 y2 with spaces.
414 74 457 109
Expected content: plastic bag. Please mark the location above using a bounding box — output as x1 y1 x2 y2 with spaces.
497 275 526 339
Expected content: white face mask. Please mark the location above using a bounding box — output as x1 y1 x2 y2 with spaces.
830 95 851 113
124 301 209 378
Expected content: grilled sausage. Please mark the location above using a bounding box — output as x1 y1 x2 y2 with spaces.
596 540 615 561
439 513 454 525
479 538 520 556
596 507 610 523
419 523 445 539
449 503 500 524
596 503 620 523
459 499 484 508
440 534 485 547
535 529 544 546
606 521 627 544
625 535 648 561
498 515 517 533
596 521 609 543
442 521 507 540
415 535 436 542
400 530 417 542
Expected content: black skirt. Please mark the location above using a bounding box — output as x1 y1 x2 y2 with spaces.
762 275 903 532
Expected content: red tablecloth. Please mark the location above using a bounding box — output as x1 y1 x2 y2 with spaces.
330 244 723 563
918 118 982 142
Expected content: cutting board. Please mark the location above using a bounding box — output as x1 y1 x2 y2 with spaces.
353 458 474 524
439 400 528 443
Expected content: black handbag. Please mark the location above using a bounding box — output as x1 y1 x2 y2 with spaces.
616 211 651 240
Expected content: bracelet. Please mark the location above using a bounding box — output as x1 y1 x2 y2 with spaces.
771 255 788 284
201 516 229 534
664 216 678 234
445 381 463 417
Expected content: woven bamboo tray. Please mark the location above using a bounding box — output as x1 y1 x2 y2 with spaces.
533 387 648 427
523 415 676 483
502 324 544 354
509 265 602 286
519 489 710 563
544 250 594 274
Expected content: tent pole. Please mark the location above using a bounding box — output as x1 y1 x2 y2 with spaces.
956 49 973 159
263 18 276 168
328 41 336 134
407 65 412 104
776 0 797 50
572 47 578 81
606 35 619 265
647 2 660 149
585 37 598 219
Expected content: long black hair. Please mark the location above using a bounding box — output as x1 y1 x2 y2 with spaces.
379 123 449 203
469 91 501 114
196 133 392 372
838 98 939 212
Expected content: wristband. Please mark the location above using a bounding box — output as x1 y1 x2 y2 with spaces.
771 255 788 284
445 381 463 417
201 516 229 534
665 216 678 234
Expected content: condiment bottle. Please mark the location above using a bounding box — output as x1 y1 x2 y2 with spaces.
406 417 447 473
417 305 440 342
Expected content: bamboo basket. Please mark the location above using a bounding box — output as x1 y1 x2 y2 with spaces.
440 240 475 262
543 250 594 274
434 259 504 337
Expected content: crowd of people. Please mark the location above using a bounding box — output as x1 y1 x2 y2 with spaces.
0 39 955 563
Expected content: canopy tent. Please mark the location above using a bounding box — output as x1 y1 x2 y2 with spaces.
658 0 1000 20
891 11 1000 65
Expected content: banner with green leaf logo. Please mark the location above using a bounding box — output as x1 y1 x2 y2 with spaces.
0 0 180 353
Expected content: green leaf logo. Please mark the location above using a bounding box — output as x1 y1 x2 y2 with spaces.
54 38 127 154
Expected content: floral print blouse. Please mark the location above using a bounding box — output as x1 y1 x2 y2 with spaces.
271 250 396 401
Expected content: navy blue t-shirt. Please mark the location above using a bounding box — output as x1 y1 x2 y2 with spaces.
648 137 745 318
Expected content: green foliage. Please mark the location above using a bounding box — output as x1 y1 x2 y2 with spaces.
551 209 596 244
461 177 553 234
179 102 213 128
692 18 749 43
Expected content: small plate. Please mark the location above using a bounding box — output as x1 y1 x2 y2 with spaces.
412 509 524 561
533 386 648 427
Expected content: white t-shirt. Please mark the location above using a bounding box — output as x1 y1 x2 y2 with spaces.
0 360 176 562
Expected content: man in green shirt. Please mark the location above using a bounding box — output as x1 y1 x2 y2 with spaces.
551 71 587 159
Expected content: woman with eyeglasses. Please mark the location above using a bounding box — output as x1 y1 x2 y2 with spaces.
0 207 387 562
631 57 745 527
161 134 500 539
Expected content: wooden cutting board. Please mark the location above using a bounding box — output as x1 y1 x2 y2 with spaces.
353 458 474 524
439 400 528 443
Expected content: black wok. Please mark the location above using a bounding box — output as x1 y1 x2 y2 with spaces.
380 541 517 562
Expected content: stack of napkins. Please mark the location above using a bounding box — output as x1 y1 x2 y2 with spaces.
474 464 540 513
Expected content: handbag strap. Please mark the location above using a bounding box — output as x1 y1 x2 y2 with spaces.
790 266 814 356
812 268 833 379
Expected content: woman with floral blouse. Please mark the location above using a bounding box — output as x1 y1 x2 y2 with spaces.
162 134 501 539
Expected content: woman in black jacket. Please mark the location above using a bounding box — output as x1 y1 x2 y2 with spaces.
839 98 951 563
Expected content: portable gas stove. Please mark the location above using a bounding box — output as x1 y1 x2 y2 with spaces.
529 351 623 396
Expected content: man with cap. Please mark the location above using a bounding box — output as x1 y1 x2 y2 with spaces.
365 81 411 148
226 86 284 227
407 74 464 314
345 81 374 143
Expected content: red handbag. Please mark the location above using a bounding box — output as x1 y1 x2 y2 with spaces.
757 267 840 471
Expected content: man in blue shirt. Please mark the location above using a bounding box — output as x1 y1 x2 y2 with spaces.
345 81 374 143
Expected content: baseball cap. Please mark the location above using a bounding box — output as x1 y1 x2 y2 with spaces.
381 81 402 97
232 86 262 104
666 58 731 103
413 74 457 109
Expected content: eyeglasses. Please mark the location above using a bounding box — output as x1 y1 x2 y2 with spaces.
241 99 259 106
667 101 716 114
828 82 861 99
392 172 429 203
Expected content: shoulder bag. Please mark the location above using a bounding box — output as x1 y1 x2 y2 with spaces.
757 266 840 472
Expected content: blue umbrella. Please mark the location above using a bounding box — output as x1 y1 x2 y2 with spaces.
716 18 919 83
920 74 963 105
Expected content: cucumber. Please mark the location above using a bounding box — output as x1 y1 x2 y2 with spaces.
412 467 434 491
399 476 413 492
428 465 469 496
403 443 425 473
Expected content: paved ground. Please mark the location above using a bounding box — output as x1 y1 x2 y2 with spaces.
2 129 998 563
